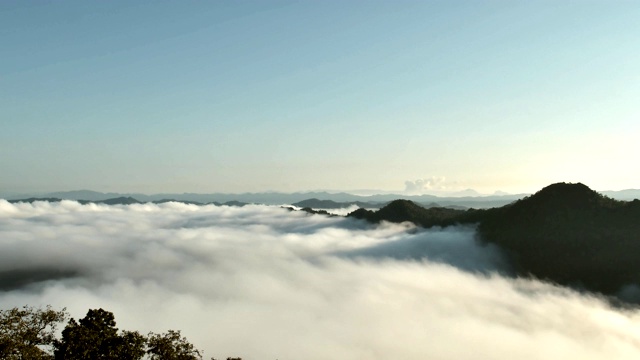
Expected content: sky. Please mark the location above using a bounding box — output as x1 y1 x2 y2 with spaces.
2 1 639 195
3 200 640 359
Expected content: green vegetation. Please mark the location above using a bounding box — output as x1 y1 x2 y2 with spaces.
0 305 66 359
347 199 481 227
147 330 203 360
0 306 241 360
347 183 640 298
476 182 640 293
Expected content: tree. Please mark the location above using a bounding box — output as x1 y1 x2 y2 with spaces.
3 305 243 360
0 305 67 360
54 308 145 360
146 330 202 360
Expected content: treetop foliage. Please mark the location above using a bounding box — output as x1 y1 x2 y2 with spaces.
147 330 202 360
1 306 242 360
0 305 67 360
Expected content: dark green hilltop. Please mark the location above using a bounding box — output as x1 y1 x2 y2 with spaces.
348 182 640 299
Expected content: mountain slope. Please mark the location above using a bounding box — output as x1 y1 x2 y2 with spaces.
348 199 473 227
347 182 640 297
477 182 640 293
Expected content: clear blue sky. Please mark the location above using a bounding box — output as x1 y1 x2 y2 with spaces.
2 1 639 195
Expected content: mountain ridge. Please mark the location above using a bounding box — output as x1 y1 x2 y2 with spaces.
347 182 640 300
5 190 529 209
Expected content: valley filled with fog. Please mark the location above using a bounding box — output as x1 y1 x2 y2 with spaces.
2 200 640 359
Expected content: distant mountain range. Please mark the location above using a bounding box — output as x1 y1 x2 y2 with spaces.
4 189 532 208
5 187 639 209
7 196 248 207
4 188 640 205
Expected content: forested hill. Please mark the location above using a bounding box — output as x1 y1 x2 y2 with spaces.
347 199 477 227
477 183 640 294
348 182 640 298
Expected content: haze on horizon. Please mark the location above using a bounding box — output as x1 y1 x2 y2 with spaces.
2 1 639 195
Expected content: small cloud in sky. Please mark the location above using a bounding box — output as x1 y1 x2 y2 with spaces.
404 176 453 194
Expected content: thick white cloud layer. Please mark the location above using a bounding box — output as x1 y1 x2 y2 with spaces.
1 200 640 359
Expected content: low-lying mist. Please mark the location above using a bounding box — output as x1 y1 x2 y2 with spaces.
1 200 640 359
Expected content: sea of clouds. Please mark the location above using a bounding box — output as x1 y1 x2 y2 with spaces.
1 200 640 359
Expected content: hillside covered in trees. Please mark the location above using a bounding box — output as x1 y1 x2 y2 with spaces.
348 182 640 299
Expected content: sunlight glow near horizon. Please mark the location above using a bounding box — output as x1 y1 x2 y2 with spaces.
1 1 639 195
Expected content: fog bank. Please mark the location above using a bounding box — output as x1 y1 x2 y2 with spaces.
1 200 640 359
